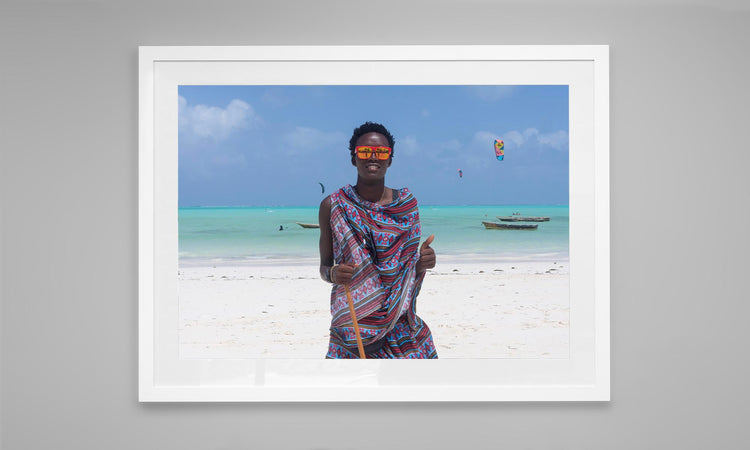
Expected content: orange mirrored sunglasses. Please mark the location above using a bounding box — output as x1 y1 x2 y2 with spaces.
355 146 392 160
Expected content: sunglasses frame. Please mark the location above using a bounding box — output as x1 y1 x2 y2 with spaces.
355 145 392 160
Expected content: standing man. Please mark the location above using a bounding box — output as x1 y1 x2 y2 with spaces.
318 122 437 359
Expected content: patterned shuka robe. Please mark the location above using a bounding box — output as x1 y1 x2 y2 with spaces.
326 185 438 359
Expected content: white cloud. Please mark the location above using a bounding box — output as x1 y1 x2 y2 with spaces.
179 96 260 141
472 130 503 146
502 130 526 147
473 128 568 151
399 136 419 156
281 127 347 155
536 130 569 150
465 86 515 102
439 139 463 152
261 90 290 108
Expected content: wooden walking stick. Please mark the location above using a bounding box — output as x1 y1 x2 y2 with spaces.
344 284 366 359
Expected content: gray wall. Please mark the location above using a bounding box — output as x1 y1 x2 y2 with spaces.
1 0 748 449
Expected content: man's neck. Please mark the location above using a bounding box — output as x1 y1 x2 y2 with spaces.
354 180 387 204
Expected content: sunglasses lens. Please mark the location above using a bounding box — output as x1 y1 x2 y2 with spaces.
356 146 390 160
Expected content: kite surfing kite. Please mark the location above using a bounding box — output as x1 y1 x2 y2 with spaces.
457 169 463 178
318 182 325 194
494 139 505 161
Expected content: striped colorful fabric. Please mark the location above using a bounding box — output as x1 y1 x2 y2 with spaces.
326 184 438 359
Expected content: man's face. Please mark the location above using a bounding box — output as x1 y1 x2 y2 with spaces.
353 132 391 180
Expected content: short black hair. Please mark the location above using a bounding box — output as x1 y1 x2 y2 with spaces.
348 121 395 164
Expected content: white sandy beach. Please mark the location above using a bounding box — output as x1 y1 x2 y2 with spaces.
178 256 569 359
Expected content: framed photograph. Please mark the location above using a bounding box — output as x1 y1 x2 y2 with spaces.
139 45 609 401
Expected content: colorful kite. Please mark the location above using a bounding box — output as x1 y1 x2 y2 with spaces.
457 169 463 178
494 139 505 161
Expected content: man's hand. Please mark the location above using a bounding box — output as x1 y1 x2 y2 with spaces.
416 234 436 274
332 262 355 285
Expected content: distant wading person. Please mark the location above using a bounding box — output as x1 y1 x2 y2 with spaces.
318 121 438 359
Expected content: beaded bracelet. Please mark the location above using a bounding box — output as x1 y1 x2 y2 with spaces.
322 265 333 283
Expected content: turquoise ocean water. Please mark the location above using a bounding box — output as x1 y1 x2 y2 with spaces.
179 205 568 264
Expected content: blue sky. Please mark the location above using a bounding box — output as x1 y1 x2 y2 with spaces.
178 85 568 207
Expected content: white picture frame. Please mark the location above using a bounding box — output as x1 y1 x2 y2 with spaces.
139 45 610 401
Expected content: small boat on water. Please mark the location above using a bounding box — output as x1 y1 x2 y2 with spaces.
497 216 550 222
482 221 538 230
295 222 320 229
